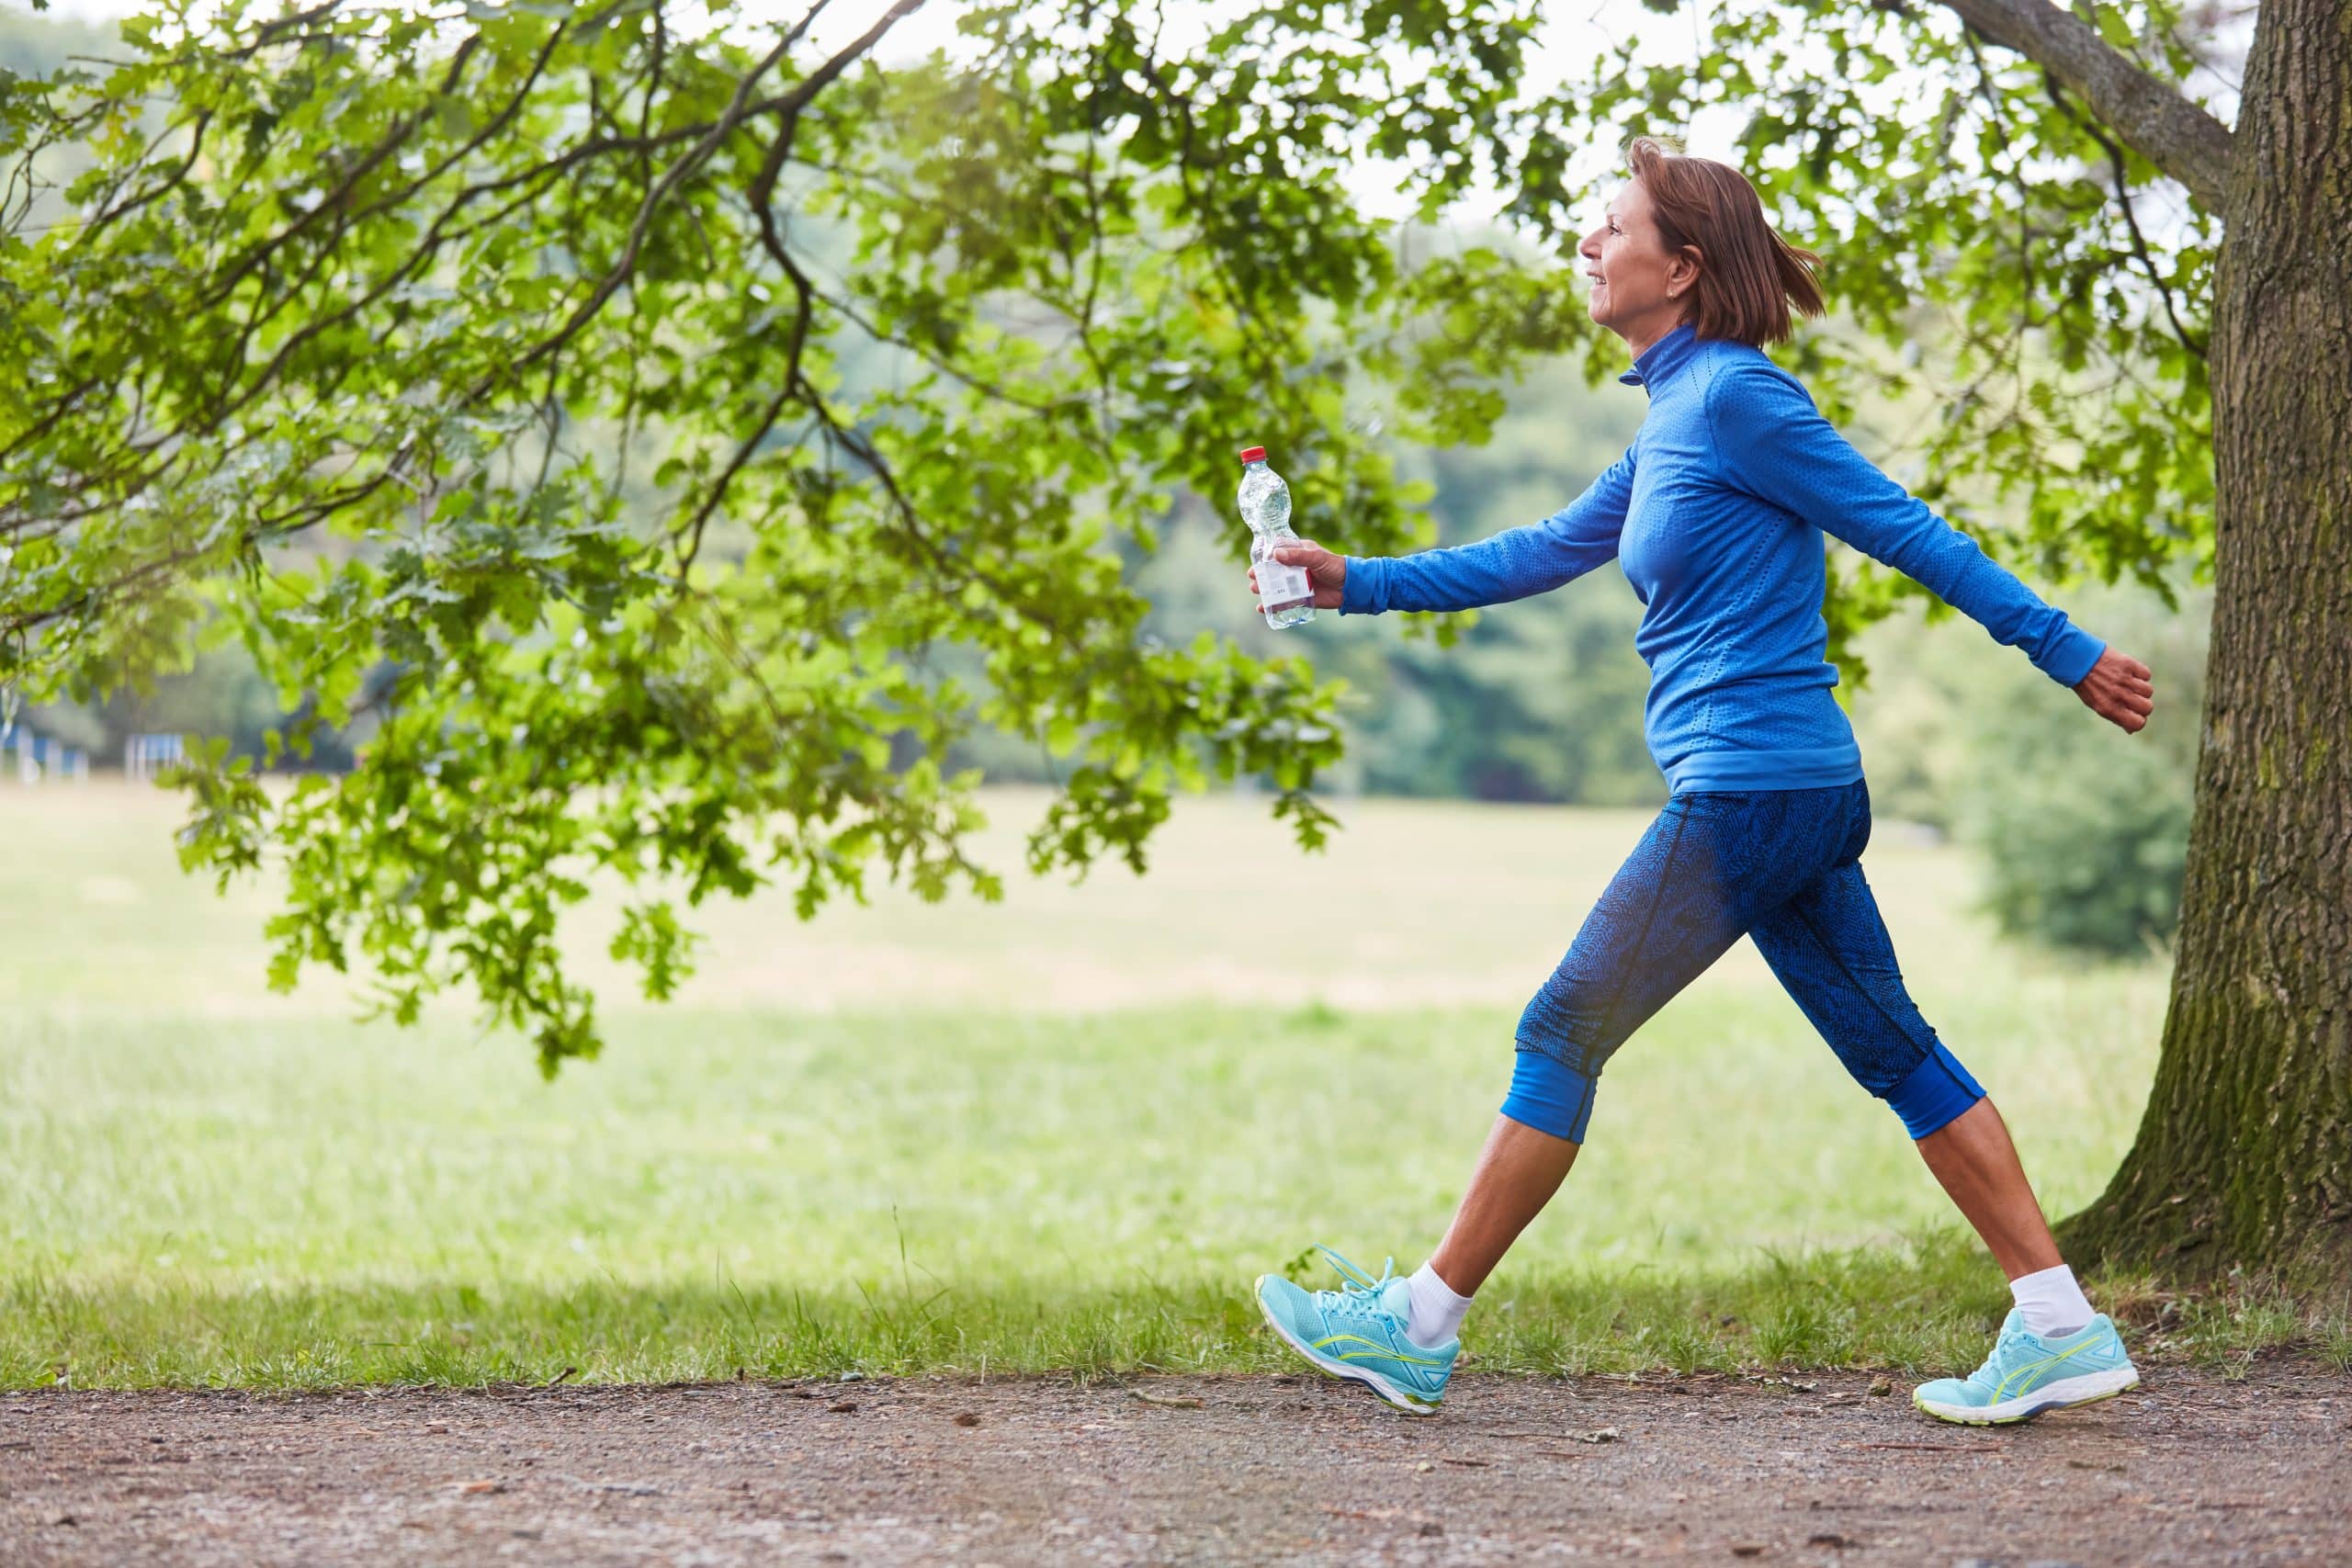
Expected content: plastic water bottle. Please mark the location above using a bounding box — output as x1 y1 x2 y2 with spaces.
1238 446 1316 630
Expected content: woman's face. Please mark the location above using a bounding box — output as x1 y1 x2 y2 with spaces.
1578 179 1698 348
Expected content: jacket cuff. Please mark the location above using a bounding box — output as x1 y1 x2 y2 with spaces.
2035 625 2106 688
1339 556 1385 615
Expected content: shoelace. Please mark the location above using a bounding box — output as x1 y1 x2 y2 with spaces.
1311 1244 1401 1323
1967 1323 2034 1388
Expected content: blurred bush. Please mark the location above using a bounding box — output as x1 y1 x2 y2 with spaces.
1959 702 2194 956
1952 580 2206 958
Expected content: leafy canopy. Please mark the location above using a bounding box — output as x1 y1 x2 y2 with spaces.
0 0 2214 1067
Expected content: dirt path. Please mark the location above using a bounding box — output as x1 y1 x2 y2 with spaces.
5 1361 2346 1565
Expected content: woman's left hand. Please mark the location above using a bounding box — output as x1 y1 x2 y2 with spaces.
2073 647 2155 733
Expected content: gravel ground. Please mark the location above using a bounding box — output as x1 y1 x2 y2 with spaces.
5 1361 2346 1565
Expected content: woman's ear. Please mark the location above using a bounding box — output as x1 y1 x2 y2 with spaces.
1668 245 1704 302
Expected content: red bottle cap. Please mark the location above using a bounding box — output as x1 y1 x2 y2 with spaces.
1238 446 1267 463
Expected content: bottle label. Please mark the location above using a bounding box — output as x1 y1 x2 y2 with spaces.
1259 557 1311 608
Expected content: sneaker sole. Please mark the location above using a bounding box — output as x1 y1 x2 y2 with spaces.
1912 1364 2141 1426
1252 1275 1442 1416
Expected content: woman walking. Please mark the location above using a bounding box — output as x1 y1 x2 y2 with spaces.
1247 138 2157 1427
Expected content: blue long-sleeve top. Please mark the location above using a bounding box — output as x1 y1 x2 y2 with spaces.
1339 321 2107 795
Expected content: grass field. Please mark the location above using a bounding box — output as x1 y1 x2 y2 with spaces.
3 781 2338 1388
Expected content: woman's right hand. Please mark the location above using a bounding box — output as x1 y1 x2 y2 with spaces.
1248 539 1349 612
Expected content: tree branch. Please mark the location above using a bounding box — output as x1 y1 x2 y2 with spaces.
2040 69 2209 359
487 0 922 397
1934 0 2234 209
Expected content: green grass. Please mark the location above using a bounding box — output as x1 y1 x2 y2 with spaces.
3 782 2340 1387
12 1236 2343 1392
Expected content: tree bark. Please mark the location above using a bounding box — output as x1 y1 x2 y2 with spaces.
2063 0 2352 1276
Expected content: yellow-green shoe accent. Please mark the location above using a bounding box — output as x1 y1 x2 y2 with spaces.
1913 1308 2139 1425
1253 1245 1459 1416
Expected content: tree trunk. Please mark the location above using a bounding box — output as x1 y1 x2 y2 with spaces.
2063 0 2352 1276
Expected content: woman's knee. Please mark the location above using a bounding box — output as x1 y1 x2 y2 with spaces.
1514 972 1603 1066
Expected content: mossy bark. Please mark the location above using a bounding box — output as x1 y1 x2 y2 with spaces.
2063 0 2352 1276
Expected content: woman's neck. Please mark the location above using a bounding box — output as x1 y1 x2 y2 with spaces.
1618 314 1689 365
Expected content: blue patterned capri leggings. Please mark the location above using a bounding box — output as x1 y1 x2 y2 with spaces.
1500 779 1984 1144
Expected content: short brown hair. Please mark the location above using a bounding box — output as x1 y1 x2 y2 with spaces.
1627 137 1824 346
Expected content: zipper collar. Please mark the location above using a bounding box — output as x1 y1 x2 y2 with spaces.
1617 321 1701 394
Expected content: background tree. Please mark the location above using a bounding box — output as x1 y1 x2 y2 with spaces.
4 0 2342 1272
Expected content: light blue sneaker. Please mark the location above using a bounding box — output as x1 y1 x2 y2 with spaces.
1913 1307 2140 1425
1253 1245 1458 1416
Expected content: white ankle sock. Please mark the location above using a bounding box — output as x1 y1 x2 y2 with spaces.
1405 1262 1473 1348
2009 1262 2094 1338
